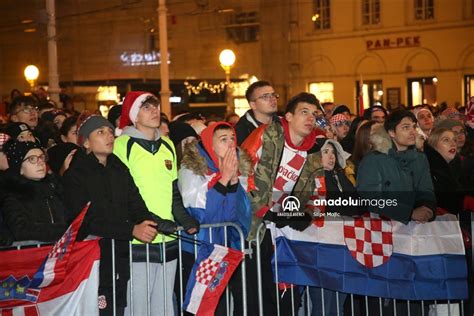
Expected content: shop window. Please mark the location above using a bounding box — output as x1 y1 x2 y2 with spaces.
308 82 334 103
356 80 383 111
407 77 438 107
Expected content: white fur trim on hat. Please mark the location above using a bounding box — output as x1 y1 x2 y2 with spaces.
129 93 153 125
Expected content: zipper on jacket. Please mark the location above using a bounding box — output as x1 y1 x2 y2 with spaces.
46 199 55 223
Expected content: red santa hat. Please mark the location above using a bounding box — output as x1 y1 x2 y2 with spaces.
119 91 155 129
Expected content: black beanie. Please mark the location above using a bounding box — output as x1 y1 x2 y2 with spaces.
168 121 198 147
6 122 33 140
107 104 122 128
47 142 79 174
3 140 43 173
332 104 351 117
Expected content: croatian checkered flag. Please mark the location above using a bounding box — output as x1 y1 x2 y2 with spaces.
183 242 244 315
29 202 91 288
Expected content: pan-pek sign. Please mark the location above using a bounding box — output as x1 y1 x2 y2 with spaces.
366 36 420 50
120 51 171 66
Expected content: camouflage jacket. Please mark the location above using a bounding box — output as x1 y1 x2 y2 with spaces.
241 119 324 241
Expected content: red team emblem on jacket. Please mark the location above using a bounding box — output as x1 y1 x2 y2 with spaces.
165 159 172 170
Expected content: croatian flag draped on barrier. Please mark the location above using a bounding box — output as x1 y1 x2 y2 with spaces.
0 203 101 315
183 242 244 315
272 212 468 300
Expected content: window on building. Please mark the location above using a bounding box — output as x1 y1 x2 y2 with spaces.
225 11 259 43
407 77 438 107
414 0 434 20
308 82 334 102
362 0 380 25
356 80 383 113
313 0 331 30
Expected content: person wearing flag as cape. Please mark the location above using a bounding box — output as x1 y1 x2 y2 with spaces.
113 91 200 316
241 92 325 315
178 121 252 315
62 115 176 315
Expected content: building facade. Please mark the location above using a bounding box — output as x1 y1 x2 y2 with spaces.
0 0 473 114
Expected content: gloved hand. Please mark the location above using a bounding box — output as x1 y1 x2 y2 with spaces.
181 216 200 235
151 214 177 235
287 212 313 232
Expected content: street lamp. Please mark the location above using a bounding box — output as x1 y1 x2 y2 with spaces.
219 49 236 113
24 65 39 90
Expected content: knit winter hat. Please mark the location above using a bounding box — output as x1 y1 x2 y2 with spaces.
6 122 33 140
168 121 198 147
330 114 349 125
47 142 79 174
441 107 462 120
434 118 465 131
3 140 43 173
77 115 114 147
107 104 122 128
332 104 351 117
119 91 157 129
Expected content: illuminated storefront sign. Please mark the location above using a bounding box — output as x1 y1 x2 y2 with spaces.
120 51 170 66
366 36 420 50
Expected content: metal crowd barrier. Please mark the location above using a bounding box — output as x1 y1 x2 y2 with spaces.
2 212 472 316
109 222 247 316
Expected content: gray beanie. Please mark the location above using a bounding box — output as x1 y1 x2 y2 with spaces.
434 118 464 131
77 115 114 147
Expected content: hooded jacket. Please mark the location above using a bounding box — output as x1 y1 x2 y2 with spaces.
424 144 464 214
113 126 198 243
178 122 252 251
356 125 436 223
2 173 66 242
242 118 324 240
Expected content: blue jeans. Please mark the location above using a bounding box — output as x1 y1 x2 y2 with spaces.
308 287 346 316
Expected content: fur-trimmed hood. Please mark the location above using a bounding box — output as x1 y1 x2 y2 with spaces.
369 124 393 154
181 140 252 176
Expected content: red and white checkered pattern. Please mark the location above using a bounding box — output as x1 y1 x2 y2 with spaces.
195 258 220 286
308 176 327 227
98 295 107 309
48 227 72 259
343 212 393 268
270 144 307 213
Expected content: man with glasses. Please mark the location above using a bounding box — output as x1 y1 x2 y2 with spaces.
235 80 279 145
113 91 199 316
7 96 39 130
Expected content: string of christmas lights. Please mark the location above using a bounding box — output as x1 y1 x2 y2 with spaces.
184 80 232 95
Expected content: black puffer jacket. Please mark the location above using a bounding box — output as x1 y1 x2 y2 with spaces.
62 150 154 292
424 144 465 214
2 172 67 242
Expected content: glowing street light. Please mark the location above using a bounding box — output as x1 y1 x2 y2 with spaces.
24 65 39 90
219 49 236 113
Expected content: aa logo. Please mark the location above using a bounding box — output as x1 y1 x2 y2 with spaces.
282 196 300 212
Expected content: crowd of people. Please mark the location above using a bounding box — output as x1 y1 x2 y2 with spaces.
0 81 473 315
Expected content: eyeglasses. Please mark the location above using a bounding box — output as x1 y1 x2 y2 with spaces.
252 93 279 102
22 154 47 164
333 120 351 128
15 106 39 115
